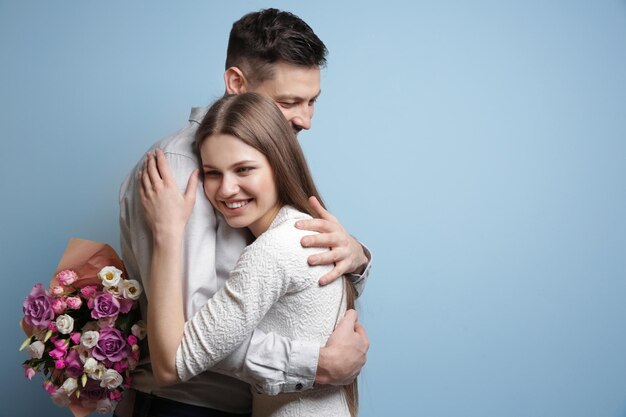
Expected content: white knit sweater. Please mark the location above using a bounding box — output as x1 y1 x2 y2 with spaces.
176 206 350 416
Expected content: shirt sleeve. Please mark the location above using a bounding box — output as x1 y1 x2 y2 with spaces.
119 149 219 317
209 329 319 395
344 242 373 297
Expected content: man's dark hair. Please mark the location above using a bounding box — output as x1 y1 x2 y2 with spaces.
226 8 328 87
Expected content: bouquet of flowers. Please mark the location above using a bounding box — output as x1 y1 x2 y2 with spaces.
20 239 145 416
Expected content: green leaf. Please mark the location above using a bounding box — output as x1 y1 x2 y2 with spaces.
19 336 33 351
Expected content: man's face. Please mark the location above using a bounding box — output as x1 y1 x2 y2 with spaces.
247 62 321 134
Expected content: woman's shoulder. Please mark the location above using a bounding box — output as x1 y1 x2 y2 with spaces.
237 207 329 279
266 205 313 239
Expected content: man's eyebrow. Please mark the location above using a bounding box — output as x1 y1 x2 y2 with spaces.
275 90 322 101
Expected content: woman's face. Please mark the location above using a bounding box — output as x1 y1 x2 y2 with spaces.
200 133 280 237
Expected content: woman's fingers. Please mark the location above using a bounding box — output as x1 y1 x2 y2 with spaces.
155 148 175 185
146 151 163 189
140 162 153 196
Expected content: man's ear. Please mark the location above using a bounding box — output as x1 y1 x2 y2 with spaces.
224 67 248 94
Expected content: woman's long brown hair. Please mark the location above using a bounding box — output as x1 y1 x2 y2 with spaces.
196 93 359 416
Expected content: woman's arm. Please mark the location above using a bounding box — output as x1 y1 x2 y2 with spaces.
176 239 295 382
139 149 198 385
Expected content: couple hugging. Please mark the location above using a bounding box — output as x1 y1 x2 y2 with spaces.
116 8 372 417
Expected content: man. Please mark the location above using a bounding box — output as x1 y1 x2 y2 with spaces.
117 8 371 417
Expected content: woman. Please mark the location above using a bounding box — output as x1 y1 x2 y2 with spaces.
140 93 358 416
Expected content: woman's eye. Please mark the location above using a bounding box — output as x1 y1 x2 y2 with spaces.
237 167 254 174
203 170 221 177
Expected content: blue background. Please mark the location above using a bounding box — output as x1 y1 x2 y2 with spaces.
1 1 626 416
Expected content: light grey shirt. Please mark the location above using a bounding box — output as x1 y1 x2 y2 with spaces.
118 108 371 412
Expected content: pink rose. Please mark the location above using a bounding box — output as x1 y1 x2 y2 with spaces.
119 298 134 314
127 335 138 345
24 366 35 380
56 269 78 286
43 380 57 394
70 332 81 344
109 389 123 402
53 338 68 350
80 285 98 298
51 286 64 296
66 296 82 309
51 298 67 315
113 360 129 373
54 359 66 369
49 347 66 360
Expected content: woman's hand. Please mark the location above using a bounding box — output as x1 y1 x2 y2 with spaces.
139 148 199 242
295 196 369 285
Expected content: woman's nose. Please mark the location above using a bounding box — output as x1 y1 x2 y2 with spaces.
219 174 239 196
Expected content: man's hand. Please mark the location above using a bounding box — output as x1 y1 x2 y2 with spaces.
315 309 369 385
296 196 369 285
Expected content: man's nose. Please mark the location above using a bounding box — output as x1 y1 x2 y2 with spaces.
291 106 313 132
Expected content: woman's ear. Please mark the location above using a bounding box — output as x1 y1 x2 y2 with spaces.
224 67 248 94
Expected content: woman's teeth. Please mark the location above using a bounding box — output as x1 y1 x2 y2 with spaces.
225 200 250 209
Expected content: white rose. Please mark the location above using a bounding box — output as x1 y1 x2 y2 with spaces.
121 279 143 300
76 345 90 364
80 330 100 348
131 320 147 340
61 377 78 396
100 369 123 389
95 398 115 414
83 357 98 373
27 340 45 359
98 266 123 288
55 314 74 334
83 357 105 380
105 285 122 297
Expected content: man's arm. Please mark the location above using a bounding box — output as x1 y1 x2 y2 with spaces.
316 310 368 385
212 308 369 393
296 196 372 295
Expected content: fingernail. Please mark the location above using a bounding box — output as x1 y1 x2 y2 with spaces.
309 255 318 264
295 221 303 229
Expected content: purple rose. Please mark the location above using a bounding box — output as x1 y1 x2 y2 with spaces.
23 284 55 328
92 327 130 362
90 292 120 319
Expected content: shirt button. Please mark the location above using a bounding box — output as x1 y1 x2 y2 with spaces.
295 383 303 390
